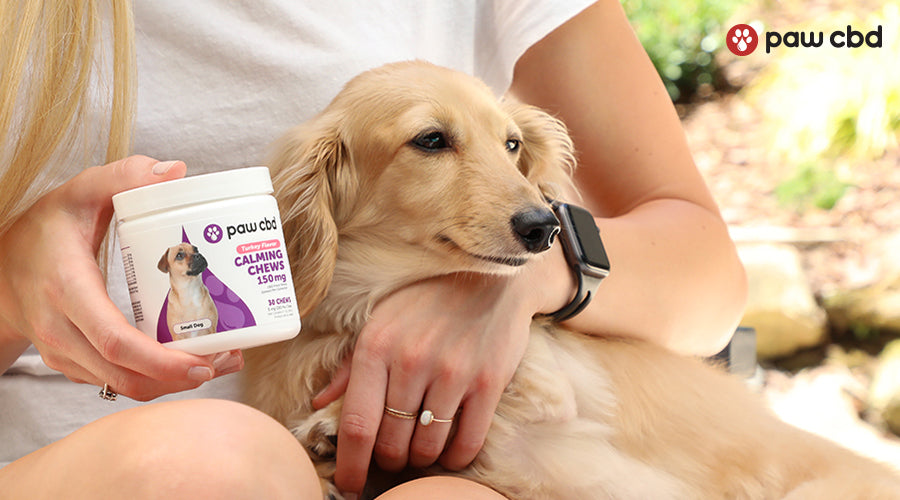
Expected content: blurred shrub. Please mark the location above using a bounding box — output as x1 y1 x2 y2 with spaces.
774 162 849 211
746 3 900 211
623 0 741 101
746 3 900 163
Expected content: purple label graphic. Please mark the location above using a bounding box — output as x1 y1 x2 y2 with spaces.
204 224 224 244
157 228 256 343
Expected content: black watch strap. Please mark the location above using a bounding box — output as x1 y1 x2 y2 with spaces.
540 200 609 323
547 267 603 322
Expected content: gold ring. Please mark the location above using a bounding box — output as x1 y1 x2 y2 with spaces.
384 406 417 420
418 409 453 426
98 384 118 401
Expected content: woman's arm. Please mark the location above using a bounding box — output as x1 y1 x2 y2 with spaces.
509 0 747 355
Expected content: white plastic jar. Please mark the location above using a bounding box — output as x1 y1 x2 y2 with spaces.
112 167 301 355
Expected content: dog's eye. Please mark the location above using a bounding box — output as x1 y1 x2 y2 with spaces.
412 131 448 151
175 251 185 260
506 138 521 153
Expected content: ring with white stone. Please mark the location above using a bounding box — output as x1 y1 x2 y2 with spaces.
418 409 453 426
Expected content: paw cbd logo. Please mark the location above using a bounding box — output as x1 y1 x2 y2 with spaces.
727 24 758 56
726 23 884 56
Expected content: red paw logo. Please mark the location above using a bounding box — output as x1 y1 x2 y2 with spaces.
726 24 759 56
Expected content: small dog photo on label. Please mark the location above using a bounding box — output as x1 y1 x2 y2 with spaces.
157 242 219 340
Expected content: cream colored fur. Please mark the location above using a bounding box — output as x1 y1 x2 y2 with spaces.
244 61 900 499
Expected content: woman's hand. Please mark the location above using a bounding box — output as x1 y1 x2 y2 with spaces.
313 244 573 496
0 155 243 400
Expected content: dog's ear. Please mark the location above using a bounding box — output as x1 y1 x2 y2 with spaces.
158 250 170 273
268 117 355 316
505 99 578 201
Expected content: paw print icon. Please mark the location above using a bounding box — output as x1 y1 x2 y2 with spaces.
204 223 224 244
726 24 759 56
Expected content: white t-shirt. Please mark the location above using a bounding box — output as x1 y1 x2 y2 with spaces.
1 0 594 467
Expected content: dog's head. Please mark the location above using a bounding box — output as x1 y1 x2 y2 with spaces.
158 243 208 280
270 61 576 316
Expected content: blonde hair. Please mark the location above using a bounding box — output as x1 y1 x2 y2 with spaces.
0 0 135 234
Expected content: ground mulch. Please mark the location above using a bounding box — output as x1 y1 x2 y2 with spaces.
682 88 900 298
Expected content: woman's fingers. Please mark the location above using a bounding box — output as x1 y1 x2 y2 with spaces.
34 309 211 400
408 383 465 469
61 257 213 383
312 355 351 410
334 347 389 495
373 358 430 472
439 383 504 471
25 249 221 399
0 155 234 400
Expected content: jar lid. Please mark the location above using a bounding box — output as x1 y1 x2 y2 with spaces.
113 167 274 221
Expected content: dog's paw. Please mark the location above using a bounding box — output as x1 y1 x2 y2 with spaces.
292 404 341 461
295 420 338 460
321 478 344 500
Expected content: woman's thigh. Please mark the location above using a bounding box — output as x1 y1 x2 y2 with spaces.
377 476 508 499
0 399 321 499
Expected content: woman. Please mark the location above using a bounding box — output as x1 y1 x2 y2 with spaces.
0 1 746 498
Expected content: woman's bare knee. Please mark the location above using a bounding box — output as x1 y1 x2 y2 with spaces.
0 399 321 499
377 476 508 499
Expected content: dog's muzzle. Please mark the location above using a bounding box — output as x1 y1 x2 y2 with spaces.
511 207 560 253
187 252 209 276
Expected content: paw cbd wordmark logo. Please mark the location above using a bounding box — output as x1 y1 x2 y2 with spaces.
726 23 884 56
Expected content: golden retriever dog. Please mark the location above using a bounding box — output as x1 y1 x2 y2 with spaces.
244 61 900 499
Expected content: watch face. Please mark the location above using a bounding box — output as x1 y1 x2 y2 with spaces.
566 204 610 271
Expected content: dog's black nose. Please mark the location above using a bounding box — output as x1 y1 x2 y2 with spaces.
511 207 559 253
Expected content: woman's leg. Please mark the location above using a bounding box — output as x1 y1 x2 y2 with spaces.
0 399 321 499
376 476 508 499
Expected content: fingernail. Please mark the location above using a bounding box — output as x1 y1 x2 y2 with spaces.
188 365 214 381
151 160 179 175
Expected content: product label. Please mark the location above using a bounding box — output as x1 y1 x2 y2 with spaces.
119 210 299 344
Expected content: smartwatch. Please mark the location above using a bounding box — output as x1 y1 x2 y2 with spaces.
543 200 610 322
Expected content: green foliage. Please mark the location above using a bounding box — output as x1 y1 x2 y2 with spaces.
746 3 900 163
623 0 741 101
774 162 850 211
